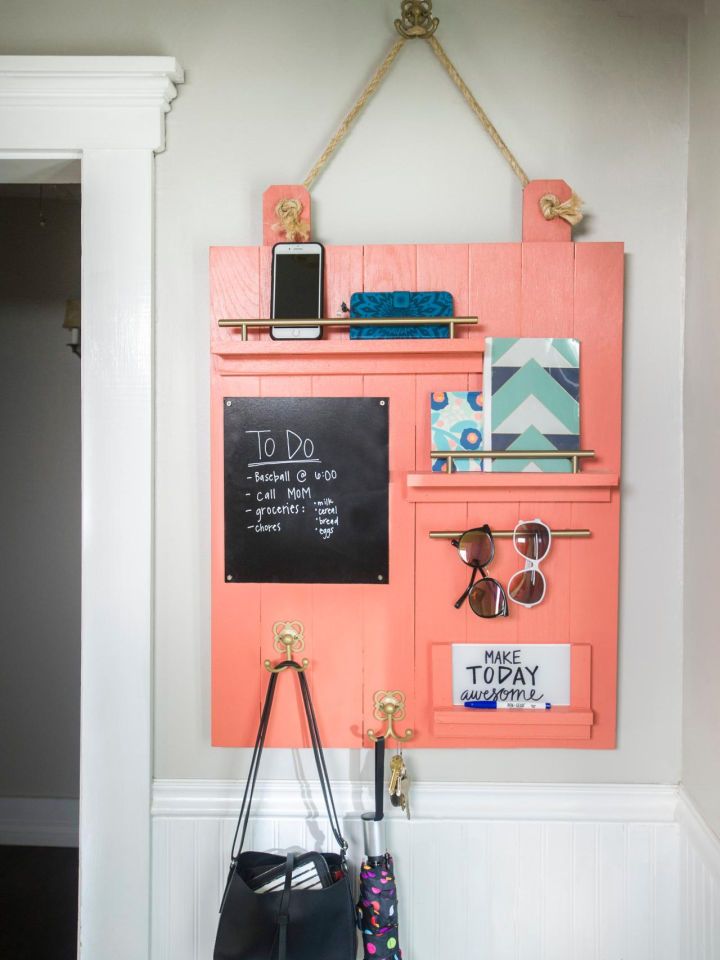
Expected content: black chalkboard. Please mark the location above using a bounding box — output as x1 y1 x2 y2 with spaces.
224 397 389 584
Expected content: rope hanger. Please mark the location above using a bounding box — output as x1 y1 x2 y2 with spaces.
275 0 583 240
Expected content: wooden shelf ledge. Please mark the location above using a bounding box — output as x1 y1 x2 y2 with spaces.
433 707 594 741
213 337 485 376
406 470 620 503
434 707 593 726
213 338 484 357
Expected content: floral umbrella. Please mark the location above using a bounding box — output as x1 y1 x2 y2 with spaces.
357 737 402 960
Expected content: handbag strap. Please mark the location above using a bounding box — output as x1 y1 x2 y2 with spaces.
229 665 348 861
275 852 294 960
229 669 279 860
296 670 347 853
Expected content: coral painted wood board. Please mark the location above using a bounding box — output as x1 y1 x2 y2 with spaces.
210 231 623 749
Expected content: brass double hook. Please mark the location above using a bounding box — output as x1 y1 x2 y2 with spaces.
264 620 309 673
367 690 414 743
395 0 439 39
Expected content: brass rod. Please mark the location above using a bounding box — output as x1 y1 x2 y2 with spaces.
219 316 478 333
430 529 591 539
220 316 478 341
430 449 594 460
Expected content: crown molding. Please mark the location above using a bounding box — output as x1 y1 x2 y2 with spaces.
0 56 184 151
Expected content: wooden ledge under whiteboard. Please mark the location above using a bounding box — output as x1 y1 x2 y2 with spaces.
430 645 594 742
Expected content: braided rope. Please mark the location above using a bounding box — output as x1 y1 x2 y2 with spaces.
426 35 529 187
539 192 584 226
303 37 407 190
298 28 582 224
273 198 310 241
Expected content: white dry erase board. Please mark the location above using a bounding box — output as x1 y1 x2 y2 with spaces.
452 644 571 706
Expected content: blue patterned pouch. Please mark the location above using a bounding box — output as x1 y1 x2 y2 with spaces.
349 291 453 339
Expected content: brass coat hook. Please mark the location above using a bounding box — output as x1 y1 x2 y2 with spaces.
395 0 439 39
264 620 309 673
367 690 414 743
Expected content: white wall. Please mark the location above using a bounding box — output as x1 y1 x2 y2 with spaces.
0 0 690 784
0 194 81 799
682 0 720 838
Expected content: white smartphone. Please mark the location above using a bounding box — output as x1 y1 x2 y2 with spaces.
271 242 324 340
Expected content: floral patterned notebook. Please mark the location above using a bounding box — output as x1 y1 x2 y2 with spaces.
430 391 484 472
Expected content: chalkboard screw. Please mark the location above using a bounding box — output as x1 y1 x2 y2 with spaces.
379 400 386 406
226 400 232 406
226 574 233 581
377 575 384 581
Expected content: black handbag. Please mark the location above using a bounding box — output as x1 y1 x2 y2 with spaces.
214 666 357 960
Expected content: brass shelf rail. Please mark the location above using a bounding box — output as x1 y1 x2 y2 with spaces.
218 316 479 340
430 529 591 539
431 449 595 474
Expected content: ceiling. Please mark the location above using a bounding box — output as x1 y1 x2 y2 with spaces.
0 159 81 200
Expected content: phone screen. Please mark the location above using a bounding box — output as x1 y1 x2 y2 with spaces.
272 253 322 319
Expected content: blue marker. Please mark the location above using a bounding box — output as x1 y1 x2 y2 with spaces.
463 701 552 710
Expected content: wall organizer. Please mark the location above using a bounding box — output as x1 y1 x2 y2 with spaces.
210 0 623 750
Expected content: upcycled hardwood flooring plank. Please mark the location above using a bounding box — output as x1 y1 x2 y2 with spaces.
323 245 363 340
521 241 575 338
310 373 365 747
513 502 572 647
211 375 262 746
258 374 314 749
414 500 468 745
416 244 469 338
362 373 416 745
573 243 624 474
468 243 522 342
210 246 260 346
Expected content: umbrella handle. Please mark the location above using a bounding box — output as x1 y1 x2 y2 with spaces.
374 736 385 821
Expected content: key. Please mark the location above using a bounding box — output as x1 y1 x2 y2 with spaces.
397 754 410 820
398 768 411 820
388 754 405 802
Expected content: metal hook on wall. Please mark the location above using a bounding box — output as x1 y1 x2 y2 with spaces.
395 0 439 39
264 620 309 673
367 690 414 743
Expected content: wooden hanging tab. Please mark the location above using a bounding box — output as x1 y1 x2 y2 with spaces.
523 179 576 242
262 184 312 246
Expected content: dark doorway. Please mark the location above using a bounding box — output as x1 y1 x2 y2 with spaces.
0 169 81 960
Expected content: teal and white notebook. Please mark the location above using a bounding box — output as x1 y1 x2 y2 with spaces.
483 338 580 472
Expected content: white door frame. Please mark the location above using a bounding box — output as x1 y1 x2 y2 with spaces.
0 56 183 959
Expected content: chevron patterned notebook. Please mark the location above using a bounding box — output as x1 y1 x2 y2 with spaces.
483 338 580 472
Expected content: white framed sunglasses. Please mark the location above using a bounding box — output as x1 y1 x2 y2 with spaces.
508 519 552 608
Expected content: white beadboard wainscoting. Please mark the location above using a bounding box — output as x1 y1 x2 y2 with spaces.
151 781 720 960
678 792 720 959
